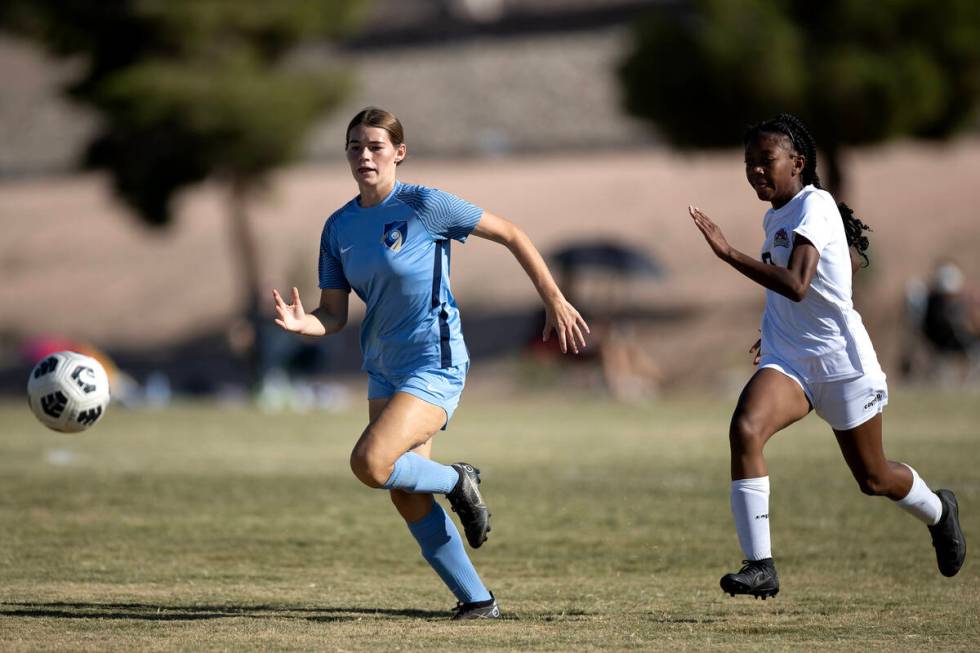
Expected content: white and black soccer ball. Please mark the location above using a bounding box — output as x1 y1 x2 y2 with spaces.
27 351 111 433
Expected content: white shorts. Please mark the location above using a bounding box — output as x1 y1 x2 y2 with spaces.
759 356 889 431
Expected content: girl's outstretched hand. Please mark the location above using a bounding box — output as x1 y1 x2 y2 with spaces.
543 296 590 354
272 286 306 333
689 205 732 260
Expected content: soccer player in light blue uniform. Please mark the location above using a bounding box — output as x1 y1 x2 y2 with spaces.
272 107 589 620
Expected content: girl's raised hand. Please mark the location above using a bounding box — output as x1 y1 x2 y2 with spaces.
689 205 732 260
272 286 307 333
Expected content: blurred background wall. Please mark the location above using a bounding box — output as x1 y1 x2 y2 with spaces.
1 0 978 403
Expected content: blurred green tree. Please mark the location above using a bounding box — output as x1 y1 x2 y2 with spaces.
619 0 980 194
1 0 367 386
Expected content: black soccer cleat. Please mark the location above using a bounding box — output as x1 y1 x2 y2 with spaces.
451 593 501 621
929 489 966 577
446 462 491 549
720 558 780 599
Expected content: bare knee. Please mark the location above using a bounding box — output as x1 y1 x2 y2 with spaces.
730 413 769 455
349 440 393 489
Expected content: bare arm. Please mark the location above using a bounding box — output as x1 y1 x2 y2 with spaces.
688 206 819 302
471 210 590 353
272 287 349 337
850 248 862 275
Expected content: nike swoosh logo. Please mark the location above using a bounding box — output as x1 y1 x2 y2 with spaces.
340 245 353 254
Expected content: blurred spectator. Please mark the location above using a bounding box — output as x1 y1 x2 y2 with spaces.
228 307 349 412
526 314 662 401
903 261 980 382
922 261 978 354
527 239 666 400
594 319 663 401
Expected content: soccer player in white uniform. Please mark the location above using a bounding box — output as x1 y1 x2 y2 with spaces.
272 107 589 619
688 113 966 598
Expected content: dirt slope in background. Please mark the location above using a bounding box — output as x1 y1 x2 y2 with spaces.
3 141 979 389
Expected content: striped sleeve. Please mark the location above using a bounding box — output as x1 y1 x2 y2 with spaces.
318 215 351 291
407 185 483 242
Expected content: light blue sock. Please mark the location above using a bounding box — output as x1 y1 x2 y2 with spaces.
408 501 492 604
383 452 459 494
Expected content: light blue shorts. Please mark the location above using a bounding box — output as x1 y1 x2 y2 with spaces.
367 363 469 428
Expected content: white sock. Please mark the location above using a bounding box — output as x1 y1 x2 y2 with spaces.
896 464 942 525
731 476 772 560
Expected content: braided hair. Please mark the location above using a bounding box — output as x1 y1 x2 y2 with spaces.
744 113 872 267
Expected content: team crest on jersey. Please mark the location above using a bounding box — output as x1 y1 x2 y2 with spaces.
382 221 408 252
773 228 790 248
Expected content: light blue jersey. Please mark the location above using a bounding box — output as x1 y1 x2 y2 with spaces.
318 181 483 377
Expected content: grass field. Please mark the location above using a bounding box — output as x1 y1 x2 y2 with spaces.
1 390 977 651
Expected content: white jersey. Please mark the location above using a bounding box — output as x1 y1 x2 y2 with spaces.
759 185 882 383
